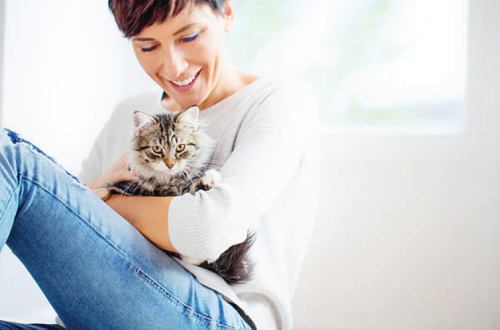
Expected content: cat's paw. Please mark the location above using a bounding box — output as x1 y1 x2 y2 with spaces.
199 169 222 190
189 169 222 194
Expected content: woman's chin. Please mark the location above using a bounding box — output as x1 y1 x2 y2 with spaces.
166 83 207 109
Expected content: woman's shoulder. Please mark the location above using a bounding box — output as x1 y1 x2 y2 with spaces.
257 74 312 90
245 75 318 116
217 74 315 112
246 75 316 109
227 75 318 135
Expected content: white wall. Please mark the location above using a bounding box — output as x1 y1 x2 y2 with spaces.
0 0 155 322
291 0 500 329
1 0 500 329
1 0 155 174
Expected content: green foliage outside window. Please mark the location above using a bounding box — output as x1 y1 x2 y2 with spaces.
228 0 466 129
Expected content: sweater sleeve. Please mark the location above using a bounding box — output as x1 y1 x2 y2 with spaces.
78 119 109 185
168 82 317 260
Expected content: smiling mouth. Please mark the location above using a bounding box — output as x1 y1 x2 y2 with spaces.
169 69 201 89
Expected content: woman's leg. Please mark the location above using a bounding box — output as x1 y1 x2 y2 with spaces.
0 129 251 330
0 322 64 330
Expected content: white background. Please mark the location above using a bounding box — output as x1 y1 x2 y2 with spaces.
1 1 500 329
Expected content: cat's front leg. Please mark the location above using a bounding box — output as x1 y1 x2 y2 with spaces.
189 169 222 194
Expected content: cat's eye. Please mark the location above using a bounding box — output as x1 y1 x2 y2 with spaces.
152 146 163 154
176 144 185 152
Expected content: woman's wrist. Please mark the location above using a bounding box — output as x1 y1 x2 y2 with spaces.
89 177 108 190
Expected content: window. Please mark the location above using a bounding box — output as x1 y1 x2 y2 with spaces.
228 0 468 130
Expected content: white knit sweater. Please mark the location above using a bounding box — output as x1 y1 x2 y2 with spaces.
79 76 320 330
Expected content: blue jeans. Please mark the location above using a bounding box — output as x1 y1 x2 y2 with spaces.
0 129 252 330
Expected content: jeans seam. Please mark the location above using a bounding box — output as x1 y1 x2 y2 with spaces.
19 176 242 329
136 269 240 330
0 185 17 223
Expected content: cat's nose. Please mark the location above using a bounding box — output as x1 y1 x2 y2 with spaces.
164 159 175 169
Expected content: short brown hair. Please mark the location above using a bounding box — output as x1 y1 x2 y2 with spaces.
108 0 227 38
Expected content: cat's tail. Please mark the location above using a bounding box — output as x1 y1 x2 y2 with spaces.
201 231 257 285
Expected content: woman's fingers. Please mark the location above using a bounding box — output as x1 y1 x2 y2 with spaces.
113 150 136 182
120 169 137 182
89 151 136 189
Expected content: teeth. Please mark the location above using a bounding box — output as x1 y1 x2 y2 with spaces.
172 71 199 86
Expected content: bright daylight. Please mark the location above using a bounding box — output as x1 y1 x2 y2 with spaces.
1 0 499 330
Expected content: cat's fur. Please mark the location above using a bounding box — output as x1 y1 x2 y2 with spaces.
108 106 255 285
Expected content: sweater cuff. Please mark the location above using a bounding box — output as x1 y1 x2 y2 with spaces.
168 191 222 260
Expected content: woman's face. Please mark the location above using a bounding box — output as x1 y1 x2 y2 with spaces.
131 2 234 110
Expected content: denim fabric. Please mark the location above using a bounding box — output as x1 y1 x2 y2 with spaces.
0 322 64 330
0 129 252 330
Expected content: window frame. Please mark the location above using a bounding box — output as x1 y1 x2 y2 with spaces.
319 0 500 165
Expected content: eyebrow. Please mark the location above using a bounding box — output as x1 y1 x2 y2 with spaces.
132 23 197 42
132 37 156 42
173 23 197 36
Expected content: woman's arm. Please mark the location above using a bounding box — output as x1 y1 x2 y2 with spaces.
106 194 178 253
87 150 179 253
166 82 318 261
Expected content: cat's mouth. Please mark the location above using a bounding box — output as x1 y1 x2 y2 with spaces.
160 164 185 176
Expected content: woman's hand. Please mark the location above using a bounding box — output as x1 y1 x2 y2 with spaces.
88 150 137 190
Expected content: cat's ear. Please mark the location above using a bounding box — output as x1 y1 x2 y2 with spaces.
177 106 199 131
133 111 156 137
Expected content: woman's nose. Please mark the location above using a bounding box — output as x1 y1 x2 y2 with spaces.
161 48 188 78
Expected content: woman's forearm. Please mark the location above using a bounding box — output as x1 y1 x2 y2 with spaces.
106 194 178 253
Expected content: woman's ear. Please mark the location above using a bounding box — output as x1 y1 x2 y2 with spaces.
222 0 234 32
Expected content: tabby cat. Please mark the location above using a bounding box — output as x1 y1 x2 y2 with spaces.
108 106 255 285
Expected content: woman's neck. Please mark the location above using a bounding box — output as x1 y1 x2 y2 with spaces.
162 64 259 112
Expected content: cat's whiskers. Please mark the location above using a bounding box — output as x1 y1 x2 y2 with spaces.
119 180 139 197
132 176 149 194
180 168 195 184
185 167 203 182
178 169 189 183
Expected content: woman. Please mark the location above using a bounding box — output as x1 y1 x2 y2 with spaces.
0 0 319 329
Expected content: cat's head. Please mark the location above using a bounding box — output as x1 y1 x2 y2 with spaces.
129 106 212 179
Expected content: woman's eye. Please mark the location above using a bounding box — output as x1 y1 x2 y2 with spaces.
152 146 162 153
141 45 158 53
180 33 199 43
176 144 185 152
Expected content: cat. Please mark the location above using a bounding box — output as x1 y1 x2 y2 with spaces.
107 106 255 285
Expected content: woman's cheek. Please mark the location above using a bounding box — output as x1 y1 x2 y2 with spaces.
195 36 221 61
